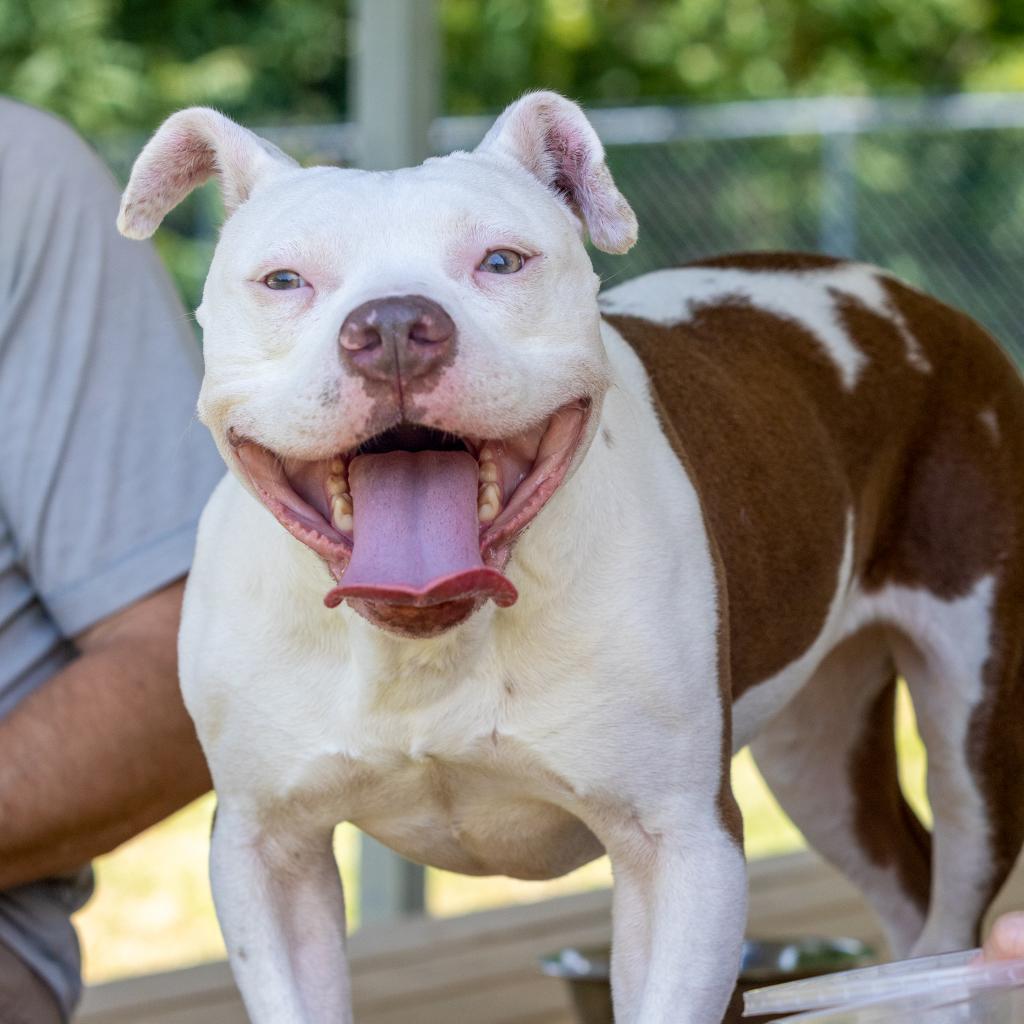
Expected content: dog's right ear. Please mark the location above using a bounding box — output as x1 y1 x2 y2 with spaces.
117 107 298 239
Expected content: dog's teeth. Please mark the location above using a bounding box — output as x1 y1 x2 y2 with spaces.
479 480 500 503
478 445 500 488
331 493 353 532
327 459 349 499
478 482 501 523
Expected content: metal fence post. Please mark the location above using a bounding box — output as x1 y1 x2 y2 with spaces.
350 0 436 925
351 0 439 169
358 834 427 925
819 132 858 258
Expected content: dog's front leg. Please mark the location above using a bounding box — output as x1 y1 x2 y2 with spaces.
210 804 352 1024
606 810 747 1024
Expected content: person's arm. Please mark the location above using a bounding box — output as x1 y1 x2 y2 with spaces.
0 578 209 891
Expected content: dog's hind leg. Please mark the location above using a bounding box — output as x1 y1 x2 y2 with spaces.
750 626 931 957
889 575 1024 955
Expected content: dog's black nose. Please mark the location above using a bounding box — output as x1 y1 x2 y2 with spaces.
339 295 455 385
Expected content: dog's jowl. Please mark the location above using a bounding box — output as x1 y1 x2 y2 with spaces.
118 93 1024 1024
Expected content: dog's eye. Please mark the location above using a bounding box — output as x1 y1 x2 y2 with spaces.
478 250 525 275
263 269 307 290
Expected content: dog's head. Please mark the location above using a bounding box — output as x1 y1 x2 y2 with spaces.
119 92 637 638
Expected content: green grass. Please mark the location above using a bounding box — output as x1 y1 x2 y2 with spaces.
74 684 928 984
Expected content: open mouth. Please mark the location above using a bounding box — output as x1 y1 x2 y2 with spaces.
232 399 590 631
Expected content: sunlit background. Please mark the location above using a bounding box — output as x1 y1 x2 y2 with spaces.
3 0 1022 986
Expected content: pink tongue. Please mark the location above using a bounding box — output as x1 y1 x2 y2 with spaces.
324 450 517 609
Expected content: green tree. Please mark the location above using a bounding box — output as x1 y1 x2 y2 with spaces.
0 0 348 137
4 0 1024 138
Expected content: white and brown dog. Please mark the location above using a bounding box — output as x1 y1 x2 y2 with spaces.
118 92 1024 1024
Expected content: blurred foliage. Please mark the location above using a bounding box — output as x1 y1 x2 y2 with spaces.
591 128 1024 362
444 0 1024 112
0 0 348 136
4 0 1024 346
4 0 1024 138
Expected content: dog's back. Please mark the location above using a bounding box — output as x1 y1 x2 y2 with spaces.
602 251 1024 956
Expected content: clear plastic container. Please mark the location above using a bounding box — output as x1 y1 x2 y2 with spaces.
743 948 1024 1023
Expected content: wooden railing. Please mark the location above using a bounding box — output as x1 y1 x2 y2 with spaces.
76 850 1024 1024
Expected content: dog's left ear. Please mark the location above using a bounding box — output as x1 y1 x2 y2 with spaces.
117 107 298 239
476 91 638 254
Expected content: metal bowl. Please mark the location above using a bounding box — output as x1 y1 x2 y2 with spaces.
541 937 876 1024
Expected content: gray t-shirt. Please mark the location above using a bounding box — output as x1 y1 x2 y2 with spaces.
0 99 223 1018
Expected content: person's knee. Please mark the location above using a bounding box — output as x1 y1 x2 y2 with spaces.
0 939 63 1024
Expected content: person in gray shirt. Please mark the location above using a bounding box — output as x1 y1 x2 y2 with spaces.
0 99 223 1022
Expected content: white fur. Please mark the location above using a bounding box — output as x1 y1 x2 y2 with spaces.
749 570 999 957
194 154 611 471
750 628 929 958
855 577 997 954
124 94 742 1024
181 325 743 1023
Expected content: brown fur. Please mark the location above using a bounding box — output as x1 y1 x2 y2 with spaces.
848 672 932 916
606 252 1024 935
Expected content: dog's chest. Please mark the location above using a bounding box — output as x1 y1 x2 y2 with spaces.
356 755 601 878
307 719 604 880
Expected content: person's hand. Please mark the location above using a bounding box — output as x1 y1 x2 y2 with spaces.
981 912 1024 961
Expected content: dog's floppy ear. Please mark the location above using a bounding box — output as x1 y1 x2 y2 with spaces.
117 107 298 239
476 91 637 255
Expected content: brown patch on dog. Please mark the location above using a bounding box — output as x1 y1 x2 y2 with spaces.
848 672 932 916
607 255 1023 695
606 300 849 697
694 251 843 273
870 279 1024 931
609 251 1024 918
856 282 1016 598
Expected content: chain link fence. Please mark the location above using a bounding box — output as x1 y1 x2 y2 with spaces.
595 123 1024 367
